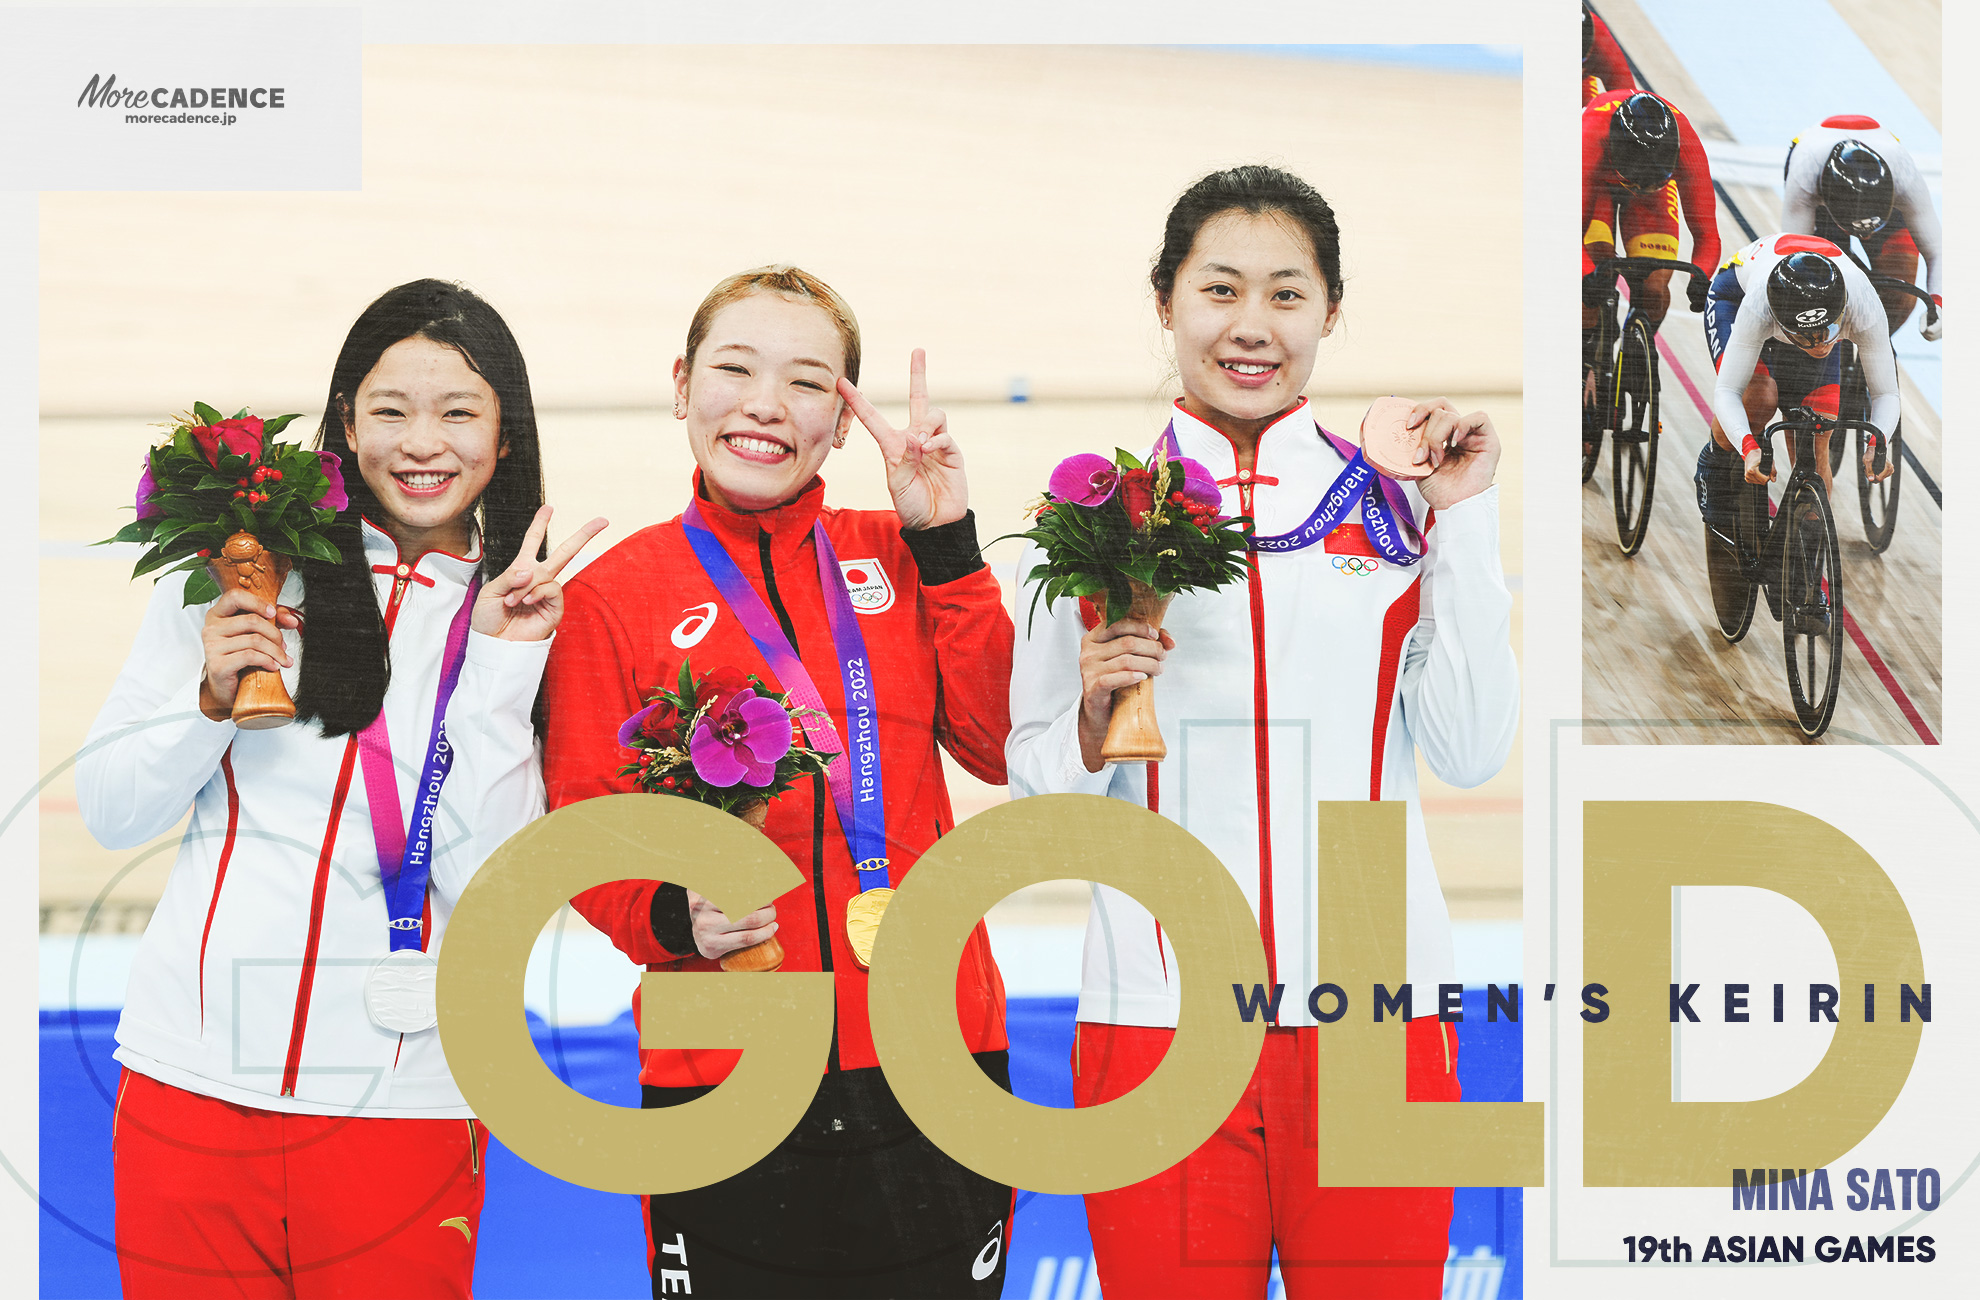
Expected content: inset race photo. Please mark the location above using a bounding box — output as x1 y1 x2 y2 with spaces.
1580 0 1940 743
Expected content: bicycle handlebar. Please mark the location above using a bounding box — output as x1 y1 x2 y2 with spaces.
1755 410 1887 479
1593 256 1711 283
1863 273 1939 328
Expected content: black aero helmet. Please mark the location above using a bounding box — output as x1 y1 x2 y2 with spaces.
1818 140 1895 235
1766 251 1847 345
1607 93 1680 192
1583 4 1594 62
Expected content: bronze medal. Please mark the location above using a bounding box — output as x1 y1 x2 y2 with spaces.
844 887 895 969
1359 395 1431 482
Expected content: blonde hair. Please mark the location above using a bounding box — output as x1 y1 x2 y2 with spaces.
682 264 861 385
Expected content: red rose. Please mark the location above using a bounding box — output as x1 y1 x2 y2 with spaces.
693 666 754 717
1120 468 1156 528
640 699 680 743
191 416 265 467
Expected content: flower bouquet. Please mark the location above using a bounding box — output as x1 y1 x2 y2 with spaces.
618 659 838 972
1004 445 1252 763
103 403 348 729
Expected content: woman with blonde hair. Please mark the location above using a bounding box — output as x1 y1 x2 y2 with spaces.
543 265 1016 1298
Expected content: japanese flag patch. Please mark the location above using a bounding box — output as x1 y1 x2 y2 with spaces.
839 558 895 614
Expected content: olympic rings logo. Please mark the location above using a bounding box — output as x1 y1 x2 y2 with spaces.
1332 556 1381 576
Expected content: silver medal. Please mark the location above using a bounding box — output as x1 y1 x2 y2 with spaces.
364 949 440 1033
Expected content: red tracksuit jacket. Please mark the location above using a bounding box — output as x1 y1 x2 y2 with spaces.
543 474 1012 1087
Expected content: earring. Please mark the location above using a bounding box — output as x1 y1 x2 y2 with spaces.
673 403 685 418
832 433 847 448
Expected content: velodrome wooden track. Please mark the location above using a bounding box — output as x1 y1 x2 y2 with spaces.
1582 0 1943 745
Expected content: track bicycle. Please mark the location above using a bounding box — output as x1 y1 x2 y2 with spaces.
1706 407 1880 738
1820 274 1938 552
1583 254 1708 557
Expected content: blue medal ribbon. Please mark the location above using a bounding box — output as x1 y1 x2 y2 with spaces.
356 577 481 952
1156 419 1424 564
682 504 889 893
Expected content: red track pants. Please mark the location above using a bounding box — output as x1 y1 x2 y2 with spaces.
1073 1018 1460 1300
112 1069 487 1299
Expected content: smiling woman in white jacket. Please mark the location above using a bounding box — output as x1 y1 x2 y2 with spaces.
1006 167 1518 1300
78 279 604 1300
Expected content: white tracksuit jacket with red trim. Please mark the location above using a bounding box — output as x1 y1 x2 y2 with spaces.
1006 402 1518 1028
77 520 549 1117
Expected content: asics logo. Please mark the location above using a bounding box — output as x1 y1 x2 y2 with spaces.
1332 555 1380 576
671 602 718 649
439 1216 472 1242
971 1220 1005 1280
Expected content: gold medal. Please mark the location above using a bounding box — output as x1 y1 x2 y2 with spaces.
844 886 895 969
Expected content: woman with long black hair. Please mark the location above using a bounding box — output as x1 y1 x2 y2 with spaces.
79 279 604 1298
1008 166 1519 1299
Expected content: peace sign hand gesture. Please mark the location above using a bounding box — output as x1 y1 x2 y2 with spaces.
472 505 610 641
837 349 968 532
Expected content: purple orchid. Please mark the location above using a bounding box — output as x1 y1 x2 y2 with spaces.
688 688 793 788
312 450 348 512
619 702 660 749
1048 453 1120 507
135 456 162 520
1176 456 1224 513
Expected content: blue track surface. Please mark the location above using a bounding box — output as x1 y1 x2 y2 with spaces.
42 994 1522 1298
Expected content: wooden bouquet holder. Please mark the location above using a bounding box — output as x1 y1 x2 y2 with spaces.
209 531 295 730
1099 579 1176 764
719 799 785 972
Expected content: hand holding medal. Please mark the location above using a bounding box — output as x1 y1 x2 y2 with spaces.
1362 395 1502 509
617 658 837 971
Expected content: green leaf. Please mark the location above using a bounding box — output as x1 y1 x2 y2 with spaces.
107 520 150 545
1114 447 1145 471
152 517 203 546
131 547 181 578
262 413 302 437
181 568 221 606
677 658 696 702
296 531 341 564
231 501 257 533
193 401 223 426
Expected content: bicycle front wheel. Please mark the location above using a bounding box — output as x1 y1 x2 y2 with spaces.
1610 315 1659 556
1856 423 1901 553
1779 478 1844 738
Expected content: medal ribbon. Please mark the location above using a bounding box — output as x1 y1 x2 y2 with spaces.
682 503 889 893
1156 421 1423 564
356 575 480 952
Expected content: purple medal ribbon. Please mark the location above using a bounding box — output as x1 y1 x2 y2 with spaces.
356 575 480 952
1156 420 1423 565
681 503 889 893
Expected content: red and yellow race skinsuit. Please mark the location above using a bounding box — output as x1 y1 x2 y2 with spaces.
1583 7 1636 104
1581 88 1720 279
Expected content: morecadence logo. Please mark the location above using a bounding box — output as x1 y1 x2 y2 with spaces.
77 74 289 128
